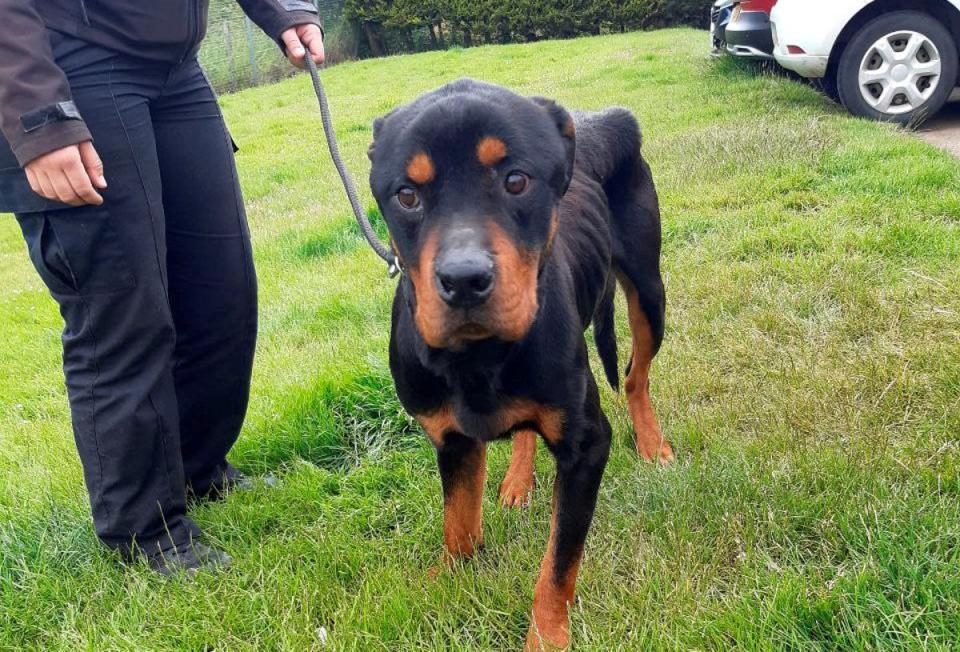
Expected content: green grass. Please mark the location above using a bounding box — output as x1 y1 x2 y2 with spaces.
2 28 960 650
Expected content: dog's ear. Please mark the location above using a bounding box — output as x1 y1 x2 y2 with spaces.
367 115 385 162
368 110 396 162
530 96 576 195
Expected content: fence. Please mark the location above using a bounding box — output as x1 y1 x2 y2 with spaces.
200 0 346 93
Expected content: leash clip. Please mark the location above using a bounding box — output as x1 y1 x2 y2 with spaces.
388 255 403 278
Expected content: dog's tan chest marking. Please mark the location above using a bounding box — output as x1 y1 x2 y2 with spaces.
416 399 563 446
416 405 460 446
495 400 564 444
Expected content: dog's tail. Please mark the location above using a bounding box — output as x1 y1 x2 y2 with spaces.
593 273 620 391
572 107 642 191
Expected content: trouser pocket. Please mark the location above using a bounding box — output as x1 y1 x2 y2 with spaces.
16 205 136 297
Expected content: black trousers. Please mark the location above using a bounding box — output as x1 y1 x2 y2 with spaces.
7 34 258 555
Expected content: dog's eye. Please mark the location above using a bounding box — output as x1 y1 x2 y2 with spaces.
505 172 529 195
397 187 420 210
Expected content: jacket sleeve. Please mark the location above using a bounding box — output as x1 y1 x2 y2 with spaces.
236 0 322 46
0 0 91 167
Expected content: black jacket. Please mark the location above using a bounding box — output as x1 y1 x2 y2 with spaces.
0 0 320 167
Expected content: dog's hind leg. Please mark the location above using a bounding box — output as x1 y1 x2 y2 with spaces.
616 272 673 464
607 150 672 464
499 429 537 508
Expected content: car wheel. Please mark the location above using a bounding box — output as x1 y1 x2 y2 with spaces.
836 11 958 125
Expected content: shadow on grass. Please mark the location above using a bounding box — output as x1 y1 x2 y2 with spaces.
237 368 423 473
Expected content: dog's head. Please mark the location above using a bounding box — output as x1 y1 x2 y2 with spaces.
368 79 575 349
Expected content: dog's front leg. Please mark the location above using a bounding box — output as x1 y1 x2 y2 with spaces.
436 432 487 561
526 420 611 651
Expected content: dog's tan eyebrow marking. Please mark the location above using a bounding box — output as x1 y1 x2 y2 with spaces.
562 118 576 139
406 152 435 185
477 137 508 167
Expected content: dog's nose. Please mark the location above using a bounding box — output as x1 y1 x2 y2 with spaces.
435 254 494 308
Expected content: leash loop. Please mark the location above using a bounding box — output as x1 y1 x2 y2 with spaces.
303 55 401 277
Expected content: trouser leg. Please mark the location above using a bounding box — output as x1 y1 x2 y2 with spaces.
152 59 257 495
14 41 199 556
14 155 200 556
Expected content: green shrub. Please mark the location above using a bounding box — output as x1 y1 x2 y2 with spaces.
343 0 710 57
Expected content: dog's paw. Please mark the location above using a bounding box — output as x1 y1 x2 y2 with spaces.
499 473 534 508
524 621 569 651
636 433 674 466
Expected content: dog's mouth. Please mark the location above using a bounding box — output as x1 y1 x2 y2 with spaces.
451 321 493 341
416 287 539 349
428 309 498 348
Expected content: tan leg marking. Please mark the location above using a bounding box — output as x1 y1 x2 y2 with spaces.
499 429 537 508
525 494 581 651
619 276 673 464
442 443 486 560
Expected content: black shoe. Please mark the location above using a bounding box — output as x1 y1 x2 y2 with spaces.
189 464 277 503
146 541 232 577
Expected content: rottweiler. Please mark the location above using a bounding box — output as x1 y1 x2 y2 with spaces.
367 79 672 650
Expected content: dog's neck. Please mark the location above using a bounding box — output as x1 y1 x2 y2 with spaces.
419 334 514 382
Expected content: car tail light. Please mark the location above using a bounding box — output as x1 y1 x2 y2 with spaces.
740 0 777 12
787 45 806 54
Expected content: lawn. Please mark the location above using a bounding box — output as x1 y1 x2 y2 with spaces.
2 28 960 651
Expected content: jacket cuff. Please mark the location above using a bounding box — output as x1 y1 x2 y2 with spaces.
13 118 92 167
270 10 323 47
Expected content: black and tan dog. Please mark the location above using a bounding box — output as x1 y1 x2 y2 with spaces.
367 79 672 650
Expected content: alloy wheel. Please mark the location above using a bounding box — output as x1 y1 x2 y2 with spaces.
858 30 942 115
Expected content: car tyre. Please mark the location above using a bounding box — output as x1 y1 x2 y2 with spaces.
836 11 958 126
814 72 840 103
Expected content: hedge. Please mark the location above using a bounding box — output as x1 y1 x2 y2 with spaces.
341 0 711 57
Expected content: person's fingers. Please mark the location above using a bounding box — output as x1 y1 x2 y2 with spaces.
25 167 40 195
299 24 325 64
50 168 82 205
65 157 103 205
78 141 107 189
35 171 57 201
281 29 306 67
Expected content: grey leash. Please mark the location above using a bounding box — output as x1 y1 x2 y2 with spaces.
303 54 402 278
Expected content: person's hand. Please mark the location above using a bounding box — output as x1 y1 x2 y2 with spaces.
24 140 106 206
280 23 325 69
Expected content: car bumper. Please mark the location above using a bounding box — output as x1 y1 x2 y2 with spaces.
774 52 829 76
710 0 735 54
770 0 872 78
726 10 774 59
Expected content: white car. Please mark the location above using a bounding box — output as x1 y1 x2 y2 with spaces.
770 0 959 124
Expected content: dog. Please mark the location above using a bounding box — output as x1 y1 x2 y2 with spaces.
367 79 672 650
